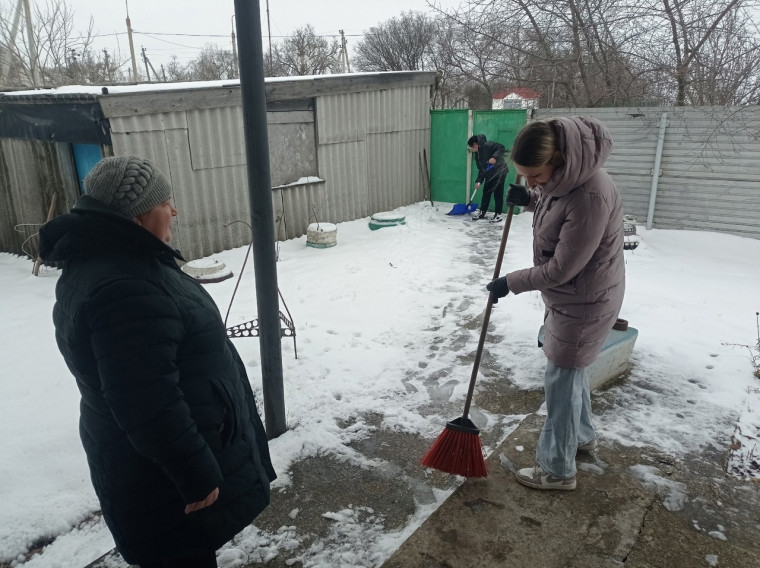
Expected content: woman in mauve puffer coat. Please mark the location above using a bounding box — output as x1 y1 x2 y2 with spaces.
486 117 625 491
40 156 276 568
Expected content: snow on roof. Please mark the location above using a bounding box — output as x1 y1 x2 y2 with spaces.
0 71 432 98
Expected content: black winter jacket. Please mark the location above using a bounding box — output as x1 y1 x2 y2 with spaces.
39 196 276 564
472 133 509 184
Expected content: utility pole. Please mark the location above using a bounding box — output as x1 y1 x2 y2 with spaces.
102 48 111 81
0 0 23 84
141 46 150 81
140 47 160 82
68 48 78 81
126 0 140 82
265 0 272 71
21 0 40 85
339 29 350 73
231 15 239 78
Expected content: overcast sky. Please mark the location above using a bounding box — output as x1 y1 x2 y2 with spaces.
68 0 461 70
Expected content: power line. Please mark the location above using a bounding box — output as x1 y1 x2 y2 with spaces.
133 30 369 40
90 32 129 39
136 32 203 49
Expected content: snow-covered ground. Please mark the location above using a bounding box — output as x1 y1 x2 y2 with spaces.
1 203 758 567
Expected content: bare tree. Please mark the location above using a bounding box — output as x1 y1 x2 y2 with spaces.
0 0 99 87
431 0 760 108
636 0 760 105
687 8 760 105
353 11 437 71
58 47 129 84
430 8 516 107
276 24 340 76
161 56 189 82
264 46 287 77
187 44 237 81
434 0 650 108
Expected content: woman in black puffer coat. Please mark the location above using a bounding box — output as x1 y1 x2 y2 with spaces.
39 156 276 568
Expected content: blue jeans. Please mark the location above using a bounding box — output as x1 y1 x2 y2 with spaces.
536 362 596 478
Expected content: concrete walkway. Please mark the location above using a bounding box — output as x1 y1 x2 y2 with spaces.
383 413 760 568
88 389 760 568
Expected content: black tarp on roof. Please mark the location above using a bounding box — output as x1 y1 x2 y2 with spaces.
0 93 111 145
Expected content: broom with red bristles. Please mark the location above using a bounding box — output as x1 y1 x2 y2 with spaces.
421 202 517 478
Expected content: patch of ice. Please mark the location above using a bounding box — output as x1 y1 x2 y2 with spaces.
578 462 605 475
628 464 688 511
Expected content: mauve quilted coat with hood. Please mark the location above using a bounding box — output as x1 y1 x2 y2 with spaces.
506 116 625 368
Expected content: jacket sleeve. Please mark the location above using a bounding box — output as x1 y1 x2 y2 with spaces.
524 189 539 212
489 142 506 161
474 156 486 184
85 278 222 503
507 192 609 294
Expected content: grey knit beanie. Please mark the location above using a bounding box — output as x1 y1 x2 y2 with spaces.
84 156 172 218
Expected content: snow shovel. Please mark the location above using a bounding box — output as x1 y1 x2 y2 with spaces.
446 163 494 215
446 185 479 215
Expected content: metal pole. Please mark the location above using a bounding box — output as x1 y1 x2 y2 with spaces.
233 0 286 439
0 0 23 84
265 0 272 71
141 46 150 82
231 15 238 79
646 112 668 230
21 0 39 85
126 1 139 82
466 110 473 203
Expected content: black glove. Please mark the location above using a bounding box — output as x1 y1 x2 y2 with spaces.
486 276 509 303
506 183 530 206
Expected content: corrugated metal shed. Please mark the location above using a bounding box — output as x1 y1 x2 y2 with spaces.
0 72 439 260
103 73 436 259
534 107 760 239
316 85 431 224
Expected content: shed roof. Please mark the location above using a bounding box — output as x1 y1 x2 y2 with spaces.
0 71 438 144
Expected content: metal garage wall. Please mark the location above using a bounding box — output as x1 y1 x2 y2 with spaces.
272 180 326 241
534 107 760 239
315 85 429 224
110 107 320 260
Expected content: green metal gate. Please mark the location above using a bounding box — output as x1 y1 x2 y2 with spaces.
430 109 527 210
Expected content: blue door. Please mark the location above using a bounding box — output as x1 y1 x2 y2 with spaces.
71 144 103 193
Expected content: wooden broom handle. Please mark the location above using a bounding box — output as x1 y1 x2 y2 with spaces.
461 204 515 420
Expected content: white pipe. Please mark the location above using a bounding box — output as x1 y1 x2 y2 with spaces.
646 112 668 230
465 110 473 203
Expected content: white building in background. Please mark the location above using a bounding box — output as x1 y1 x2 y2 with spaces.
492 88 540 110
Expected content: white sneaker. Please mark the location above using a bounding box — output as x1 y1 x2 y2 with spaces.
515 466 576 490
472 211 486 220
490 214 503 223
577 439 598 452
